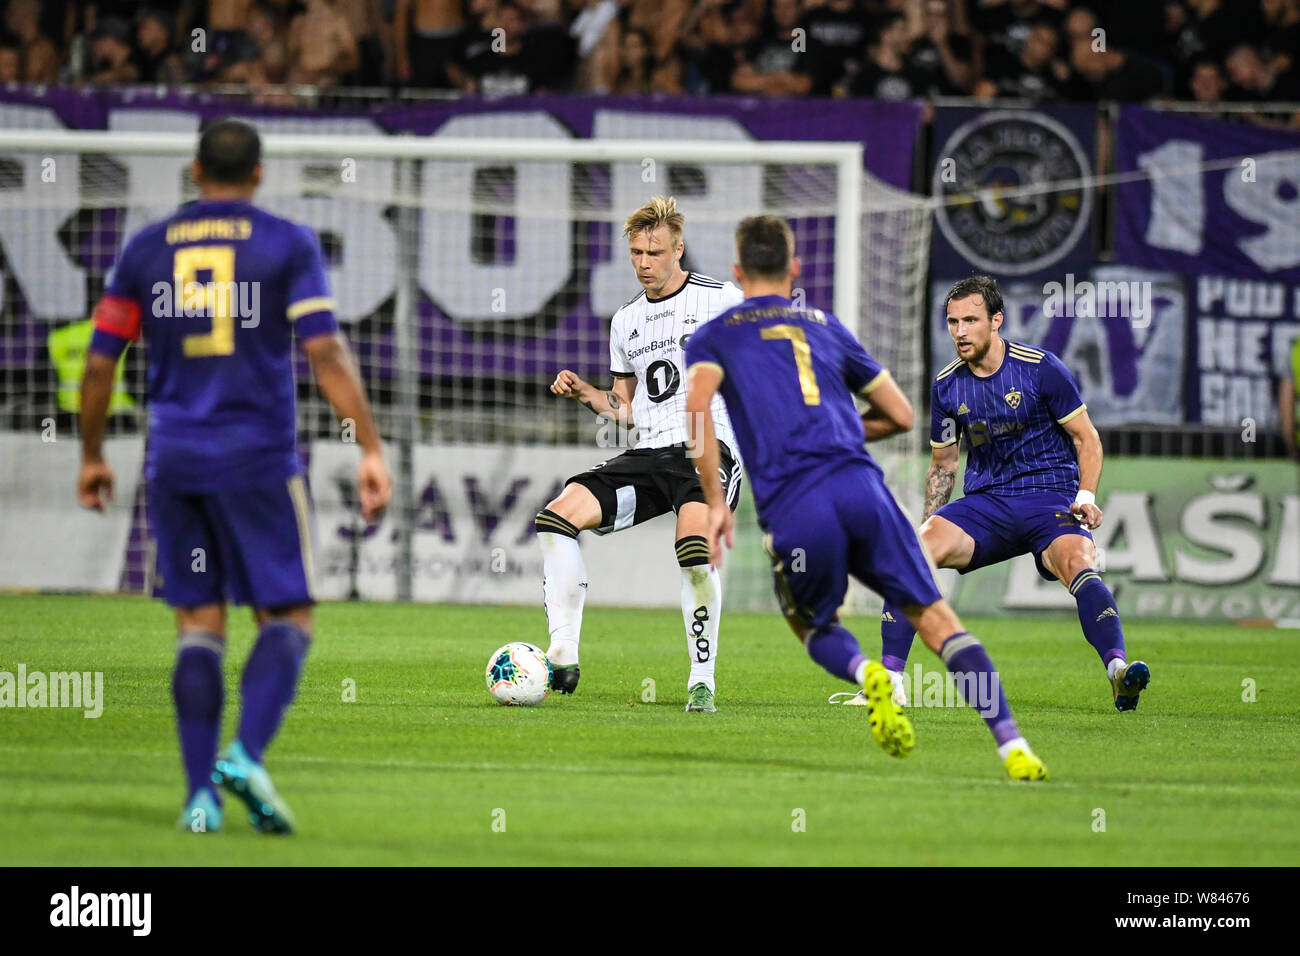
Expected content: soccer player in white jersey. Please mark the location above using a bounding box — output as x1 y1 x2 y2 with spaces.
536 196 744 712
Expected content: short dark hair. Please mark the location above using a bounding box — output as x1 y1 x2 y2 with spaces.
944 275 1004 319
197 117 261 185
735 215 794 280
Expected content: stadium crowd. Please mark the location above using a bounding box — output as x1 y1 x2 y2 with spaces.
0 0 1297 102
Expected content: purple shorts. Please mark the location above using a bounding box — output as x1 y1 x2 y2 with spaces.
761 463 943 630
936 490 1091 582
148 475 317 609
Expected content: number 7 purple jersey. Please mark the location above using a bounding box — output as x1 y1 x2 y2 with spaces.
683 294 891 513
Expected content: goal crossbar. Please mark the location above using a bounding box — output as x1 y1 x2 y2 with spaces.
0 130 863 326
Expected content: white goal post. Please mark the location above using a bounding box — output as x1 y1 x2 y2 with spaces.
0 128 928 612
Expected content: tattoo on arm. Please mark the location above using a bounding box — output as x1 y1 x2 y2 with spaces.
580 391 626 420
923 464 956 521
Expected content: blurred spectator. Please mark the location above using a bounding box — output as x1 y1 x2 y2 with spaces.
1081 0 1166 60
569 0 619 92
220 2 289 86
463 1 542 95
612 27 655 93
978 20 1067 100
1063 5 1098 50
1187 58 1227 102
677 0 742 94
286 0 358 89
0 39 20 83
338 0 386 86
970 0 1066 71
522 0 578 90
1258 0 1300 77
1068 41 1168 101
395 0 468 89
1169 0 1261 67
800 0 871 96
624 0 692 69
5 0 61 83
1225 43 1300 101
731 0 813 96
133 9 189 84
908 0 973 96
85 18 139 84
849 12 927 99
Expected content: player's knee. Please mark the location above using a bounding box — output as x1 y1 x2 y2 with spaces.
783 614 811 645
257 605 313 638
908 600 963 654
676 535 710 571
535 507 581 539
919 519 956 565
1054 539 1096 586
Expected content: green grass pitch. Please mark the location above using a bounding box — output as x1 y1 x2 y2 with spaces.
1 594 1297 866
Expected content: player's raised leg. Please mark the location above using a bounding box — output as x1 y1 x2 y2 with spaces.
676 502 721 712
847 485 1046 780
903 600 1045 780
1041 532 1149 711
763 511 915 758
536 481 602 693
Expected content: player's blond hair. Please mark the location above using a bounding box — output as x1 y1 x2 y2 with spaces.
623 196 684 247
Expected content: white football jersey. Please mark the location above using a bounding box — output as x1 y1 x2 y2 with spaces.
609 273 743 455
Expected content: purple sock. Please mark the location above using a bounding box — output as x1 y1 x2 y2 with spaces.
1069 570 1126 668
880 601 915 673
238 620 310 765
172 633 225 799
939 632 1019 746
805 623 867 684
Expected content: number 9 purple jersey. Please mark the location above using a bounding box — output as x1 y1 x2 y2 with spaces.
89 199 339 493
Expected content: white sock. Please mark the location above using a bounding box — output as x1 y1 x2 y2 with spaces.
681 564 721 692
539 532 586 667
854 658 870 686
997 736 1030 761
1107 657 1126 680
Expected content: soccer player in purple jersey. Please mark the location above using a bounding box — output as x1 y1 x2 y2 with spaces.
683 217 1047 779
877 275 1150 712
77 119 392 833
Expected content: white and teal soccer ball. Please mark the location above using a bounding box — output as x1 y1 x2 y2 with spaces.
485 642 553 706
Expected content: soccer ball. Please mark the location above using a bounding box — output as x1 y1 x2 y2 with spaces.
485 642 553 706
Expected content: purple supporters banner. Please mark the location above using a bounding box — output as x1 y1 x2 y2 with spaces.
0 90 921 393
1115 107 1300 426
929 105 1097 282
1115 106 1300 282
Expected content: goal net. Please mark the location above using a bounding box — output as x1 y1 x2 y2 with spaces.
0 128 930 614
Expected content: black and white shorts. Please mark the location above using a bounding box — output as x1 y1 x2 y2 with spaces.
567 443 743 535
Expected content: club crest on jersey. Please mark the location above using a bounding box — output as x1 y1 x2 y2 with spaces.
1004 387 1022 410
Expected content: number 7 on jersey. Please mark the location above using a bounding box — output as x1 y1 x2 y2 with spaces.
761 324 820 405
